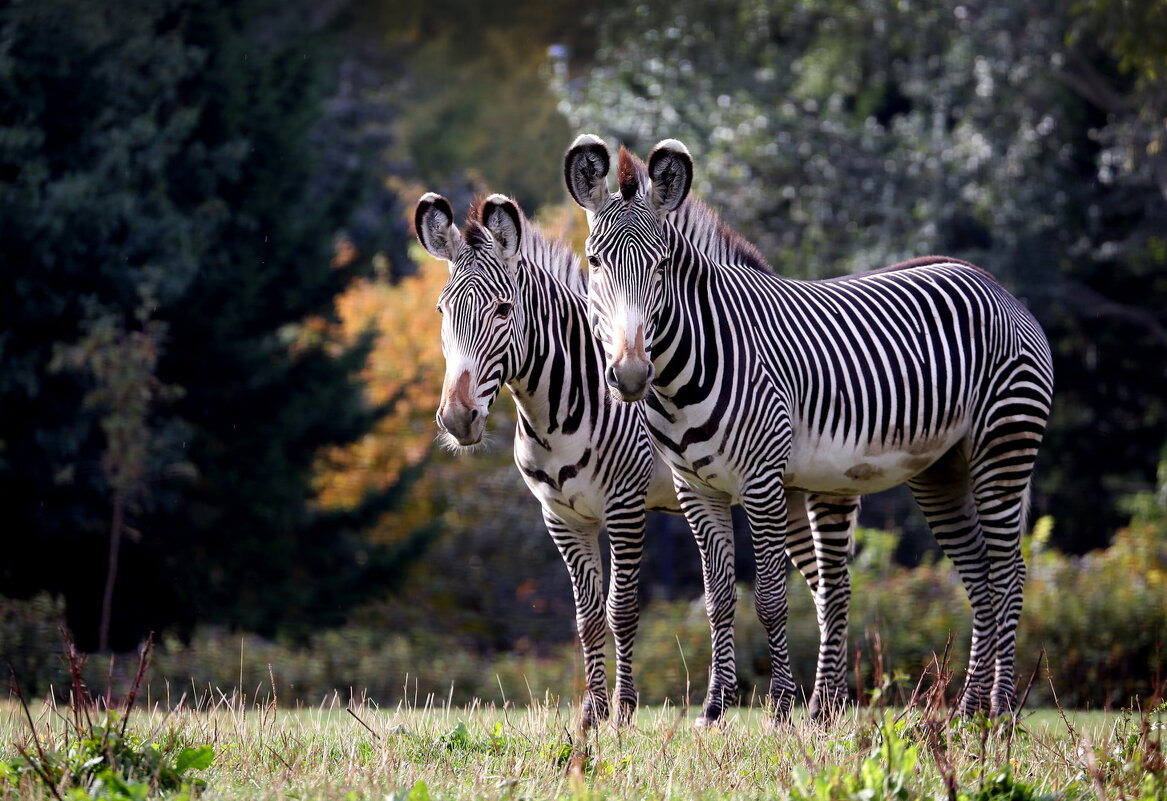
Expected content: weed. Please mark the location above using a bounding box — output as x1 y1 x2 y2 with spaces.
4 632 214 800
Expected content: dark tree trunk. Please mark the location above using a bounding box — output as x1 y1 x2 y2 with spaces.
98 490 125 653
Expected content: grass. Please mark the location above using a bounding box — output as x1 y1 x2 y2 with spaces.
2 690 1163 800
2 635 1163 800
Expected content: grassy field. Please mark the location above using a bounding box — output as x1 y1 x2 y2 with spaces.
2 689 1164 800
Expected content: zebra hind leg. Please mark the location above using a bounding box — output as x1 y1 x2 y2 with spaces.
805 493 859 721
907 449 996 717
544 512 610 729
604 502 647 727
970 451 1041 718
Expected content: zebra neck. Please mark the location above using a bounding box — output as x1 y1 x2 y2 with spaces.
507 268 601 441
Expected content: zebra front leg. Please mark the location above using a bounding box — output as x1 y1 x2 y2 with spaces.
604 501 646 726
675 481 738 728
545 511 609 728
806 493 859 721
742 481 797 725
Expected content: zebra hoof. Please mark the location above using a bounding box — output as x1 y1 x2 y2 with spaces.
990 692 1017 720
614 699 637 728
579 695 610 730
958 693 992 720
695 714 729 732
808 689 848 723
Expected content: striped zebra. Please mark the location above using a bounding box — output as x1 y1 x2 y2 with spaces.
564 135 1054 726
415 192 855 727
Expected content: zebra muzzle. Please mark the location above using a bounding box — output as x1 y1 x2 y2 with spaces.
437 369 487 445
437 402 485 445
605 357 654 402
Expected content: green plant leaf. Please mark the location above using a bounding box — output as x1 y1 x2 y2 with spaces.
175 745 214 773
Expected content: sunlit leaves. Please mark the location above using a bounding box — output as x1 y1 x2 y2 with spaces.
312 256 447 517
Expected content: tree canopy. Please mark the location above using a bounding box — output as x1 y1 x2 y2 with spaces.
554 0 1167 552
0 0 416 647
1 0 1163 652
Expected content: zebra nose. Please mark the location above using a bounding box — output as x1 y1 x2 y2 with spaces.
438 403 485 445
606 360 654 402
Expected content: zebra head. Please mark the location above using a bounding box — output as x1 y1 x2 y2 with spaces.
564 134 693 402
415 192 526 448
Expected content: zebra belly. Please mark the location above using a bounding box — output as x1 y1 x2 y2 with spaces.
785 428 965 495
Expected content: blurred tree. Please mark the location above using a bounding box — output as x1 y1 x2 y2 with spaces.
357 0 619 214
313 257 448 528
50 298 186 652
0 0 213 645
553 0 1167 552
0 0 421 647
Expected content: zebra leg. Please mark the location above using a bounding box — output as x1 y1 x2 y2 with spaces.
971 481 1028 719
908 448 996 716
604 500 646 726
784 493 828 715
544 511 609 728
675 480 738 728
806 493 859 721
785 492 819 596
970 437 1042 717
742 482 797 725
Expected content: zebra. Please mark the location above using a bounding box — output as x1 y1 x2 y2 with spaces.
414 191 855 727
564 135 1054 727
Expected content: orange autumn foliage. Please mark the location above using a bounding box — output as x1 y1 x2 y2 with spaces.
313 253 449 517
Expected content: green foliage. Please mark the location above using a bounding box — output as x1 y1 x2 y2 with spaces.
437 721 510 755
790 715 919 801
0 0 419 647
2 715 213 800
964 769 1053 801
374 0 618 213
6 495 1163 708
385 780 432 801
554 0 1167 553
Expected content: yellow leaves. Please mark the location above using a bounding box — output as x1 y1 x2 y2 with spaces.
313 257 449 513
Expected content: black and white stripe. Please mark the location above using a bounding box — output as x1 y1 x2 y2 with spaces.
416 192 665 727
416 192 858 727
565 136 1054 725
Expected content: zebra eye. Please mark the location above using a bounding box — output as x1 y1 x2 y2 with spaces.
654 258 667 274
587 255 601 271
435 305 443 315
495 302 513 319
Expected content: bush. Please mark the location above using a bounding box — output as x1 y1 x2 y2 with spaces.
4 477 1165 710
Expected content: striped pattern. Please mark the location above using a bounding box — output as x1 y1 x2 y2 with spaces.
416 192 667 727
565 137 1054 725
416 192 858 728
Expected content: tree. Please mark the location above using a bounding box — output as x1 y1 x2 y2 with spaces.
553 0 1167 551
50 301 185 652
0 0 420 647
0 0 215 644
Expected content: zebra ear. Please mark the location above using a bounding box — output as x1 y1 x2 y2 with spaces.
646 138 693 216
564 134 611 213
414 192 461 267
480 194 523 261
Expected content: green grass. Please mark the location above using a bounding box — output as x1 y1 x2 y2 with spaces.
3 693 1163 800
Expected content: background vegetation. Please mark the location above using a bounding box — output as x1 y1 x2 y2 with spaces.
1 0 1165 713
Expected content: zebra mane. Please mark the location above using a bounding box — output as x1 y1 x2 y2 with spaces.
672 194 775 276
466 197 588 299
617 148 775 276
617 146 645 201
